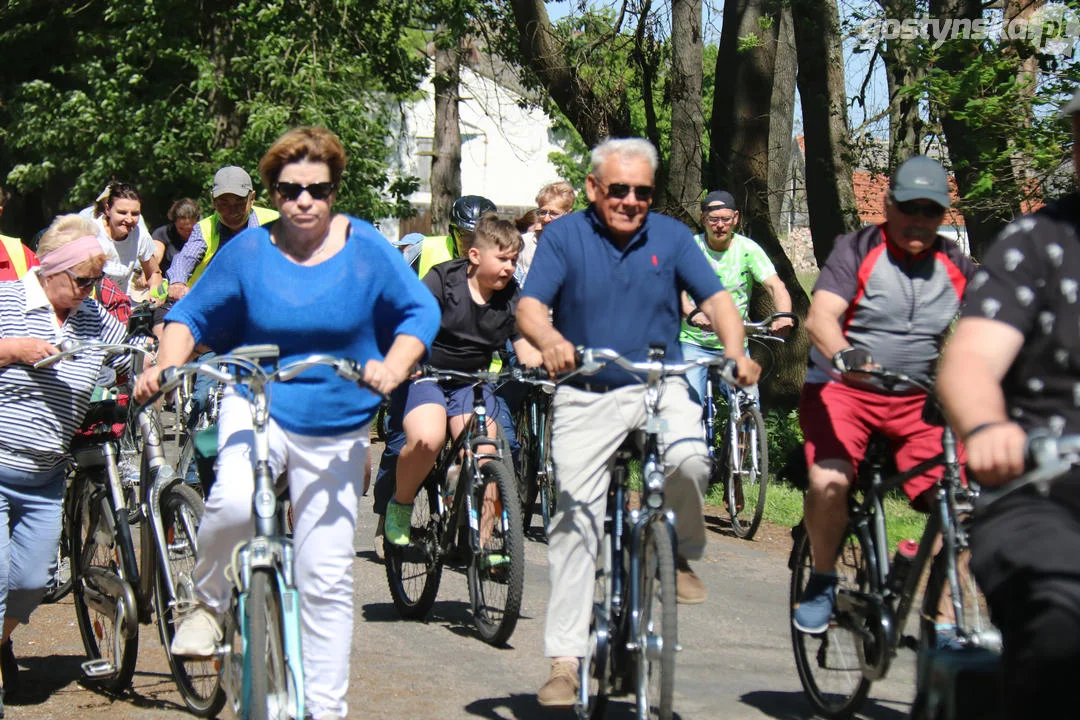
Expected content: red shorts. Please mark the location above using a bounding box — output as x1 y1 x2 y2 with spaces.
799 381 962 503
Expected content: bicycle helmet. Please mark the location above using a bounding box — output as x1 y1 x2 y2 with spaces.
449 195 497 232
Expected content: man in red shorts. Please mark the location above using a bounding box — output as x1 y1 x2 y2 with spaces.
792 155 976 634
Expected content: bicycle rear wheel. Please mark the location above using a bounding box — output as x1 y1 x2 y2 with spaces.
467 459 525 646
637 523 677 720
514 398 540 532
384 477 443 619
539 413 557 536
790 524 872 718
71 476 139 692
727 404 769 540
155 483 224 717
248 569 297 720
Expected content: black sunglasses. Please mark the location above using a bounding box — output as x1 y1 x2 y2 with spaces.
64 269 103 289
275 181 336 201
597 180 654 202
893 197 945 219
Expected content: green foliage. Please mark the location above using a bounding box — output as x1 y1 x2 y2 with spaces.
0 0 427 228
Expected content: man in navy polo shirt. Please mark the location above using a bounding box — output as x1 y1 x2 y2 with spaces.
518 137 760 708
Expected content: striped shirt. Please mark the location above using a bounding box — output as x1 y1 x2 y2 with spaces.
0 270 129 473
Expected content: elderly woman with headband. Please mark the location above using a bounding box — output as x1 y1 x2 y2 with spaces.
0 214 131 709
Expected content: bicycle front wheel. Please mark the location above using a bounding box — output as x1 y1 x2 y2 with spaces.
467 459 525 646
513 399 540 532
71 476 139 692
637 523 677 720
920 544 998 652
789 524 872 718
384 477 443 619
155 483 224 717
727 404 769 539
248 569 297 720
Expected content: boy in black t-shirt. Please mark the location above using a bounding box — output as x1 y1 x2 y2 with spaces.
385 217 542 548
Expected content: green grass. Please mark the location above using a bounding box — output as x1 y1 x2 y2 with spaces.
796 270 818 296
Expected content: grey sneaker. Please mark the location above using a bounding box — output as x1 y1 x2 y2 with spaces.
793 571 838 634
374 515 386 561
170 606 222 657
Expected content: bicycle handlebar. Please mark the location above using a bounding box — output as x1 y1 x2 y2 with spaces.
417 365 537 386
33 339 156 369
838 366 934 396
976 432 1080 511
569 347 740 386
744 312 800 339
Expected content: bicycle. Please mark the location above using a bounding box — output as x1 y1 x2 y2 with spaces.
154 345 381 720
35 341 218 714
513 369 557 535
569 346 739 720
383 365 526 646
788 367 999 719
701 311 798 539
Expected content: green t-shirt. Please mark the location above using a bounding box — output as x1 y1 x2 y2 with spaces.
679 232 777 349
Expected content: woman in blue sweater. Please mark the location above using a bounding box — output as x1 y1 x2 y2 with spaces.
134 127 440 720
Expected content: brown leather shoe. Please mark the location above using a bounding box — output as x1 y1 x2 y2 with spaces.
676 556 707 604
537 660 579 708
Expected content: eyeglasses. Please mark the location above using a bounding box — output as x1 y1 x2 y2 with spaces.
274 181 336 201
595 180 654 202
704 213 737 225
892 197 945 219
65 269 104 289
537 208 565 219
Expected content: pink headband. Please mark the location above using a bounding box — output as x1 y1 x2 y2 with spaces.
38 235 104 277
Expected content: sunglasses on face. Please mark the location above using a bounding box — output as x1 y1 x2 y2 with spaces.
892 197 945 219
274 181 336 201
705 214 736 225
65 269 103 289
596 180 654 202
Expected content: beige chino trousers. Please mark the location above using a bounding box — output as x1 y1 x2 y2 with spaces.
543 380 710 658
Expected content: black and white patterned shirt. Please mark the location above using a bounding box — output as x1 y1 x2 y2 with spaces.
961 193 1080 436
0 271 129 474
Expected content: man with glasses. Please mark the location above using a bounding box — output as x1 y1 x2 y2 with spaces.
680 189 794 409
792 155 976 635
518 137 760 708
517 181 576 281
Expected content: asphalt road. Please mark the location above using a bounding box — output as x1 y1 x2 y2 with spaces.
6 442 919 720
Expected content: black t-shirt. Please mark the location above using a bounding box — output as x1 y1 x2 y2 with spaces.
961 193 1080 437
423 258 521 371
151 223 188 276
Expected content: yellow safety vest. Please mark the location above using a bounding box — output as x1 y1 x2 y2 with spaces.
416 235 456 279
188 207 279 286
0 234 29 279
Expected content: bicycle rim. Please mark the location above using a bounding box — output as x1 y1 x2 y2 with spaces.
248 569 294 720
790 528 872 718
467 459 525 646
637 524 677 720
156 483 224 717
384 478 443 619
71 478 139 692
727 405 769 540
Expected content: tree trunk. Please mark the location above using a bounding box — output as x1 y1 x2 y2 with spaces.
879 0 924 170
203 1 244 151
663 0 704 225
790 0 860 265
431 31 463 236
768 5 796 233
507 0 631 147
710 0 809 409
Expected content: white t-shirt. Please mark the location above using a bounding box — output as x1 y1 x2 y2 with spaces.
77 207 155 290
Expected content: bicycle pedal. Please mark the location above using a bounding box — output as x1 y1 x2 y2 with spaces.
81 658 116 678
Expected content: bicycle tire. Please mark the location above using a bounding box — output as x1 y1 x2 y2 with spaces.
71 475 139 692
637 523 677 720
919 542 998 652
727 404 769 540
42 478 76 604
154 483 224 717
513 399 540 532
580 538 612 719
248 569 294 720
539 412 557 536
467 458 525 646
790 524 873 718
384 477 443 619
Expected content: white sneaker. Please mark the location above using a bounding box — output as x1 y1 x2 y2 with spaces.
170 606 222 657
374 515 386 561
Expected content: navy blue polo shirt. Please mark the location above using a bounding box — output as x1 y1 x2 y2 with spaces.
522 207 724 388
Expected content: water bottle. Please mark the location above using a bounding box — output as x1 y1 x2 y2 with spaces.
886 539 919 595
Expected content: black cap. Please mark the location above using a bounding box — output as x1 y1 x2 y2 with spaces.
701 190 737 212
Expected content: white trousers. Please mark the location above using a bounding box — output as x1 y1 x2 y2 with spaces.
544 380 710 658
193 391 369 719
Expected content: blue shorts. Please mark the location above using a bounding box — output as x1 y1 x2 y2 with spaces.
393 377 497 421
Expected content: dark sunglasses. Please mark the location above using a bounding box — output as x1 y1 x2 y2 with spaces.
893 197 945 219
275 181 336 201
64 269 103 289
597 180 654 202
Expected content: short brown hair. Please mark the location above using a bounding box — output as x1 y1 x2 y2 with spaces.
536 181 575 209
467 216 522 254
167 198 202 222
259 126 347 191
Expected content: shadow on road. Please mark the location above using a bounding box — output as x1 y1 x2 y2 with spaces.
739 689 910 719
6 654 187 713
464 693 685 720
361 600 526 649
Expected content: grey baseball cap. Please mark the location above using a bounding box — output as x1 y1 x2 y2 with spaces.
1062 87 1080 116
392 232 424 247
212 166 253 198
890 156 951 208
